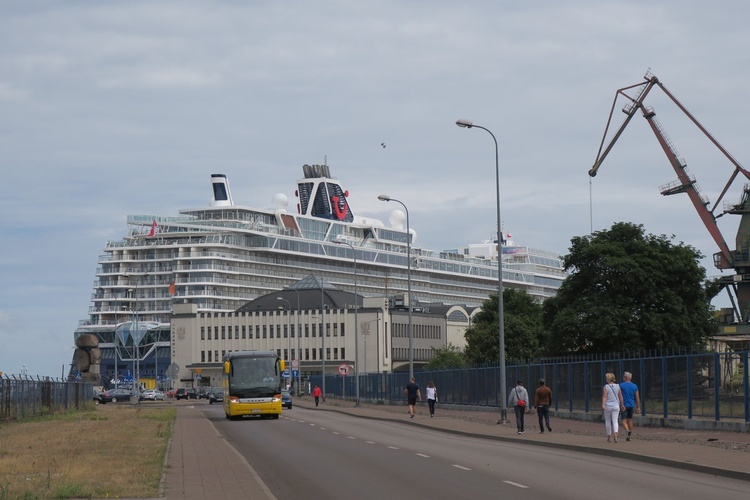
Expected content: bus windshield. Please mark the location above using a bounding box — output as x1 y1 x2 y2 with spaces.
228 355 282 398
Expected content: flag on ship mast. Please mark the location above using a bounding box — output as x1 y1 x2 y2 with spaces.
148 220 157 237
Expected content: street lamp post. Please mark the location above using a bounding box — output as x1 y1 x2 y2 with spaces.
125 272 149 404
334 240 360 405
320 278 326 402
293 287 301 397
378 195 413 379
455 118 508 424
277 298 292 390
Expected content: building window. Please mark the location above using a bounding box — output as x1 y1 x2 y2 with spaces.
333 348 338 360
201 351 206 362
208 351 212 362
340 322 345 336
333 323 338 337
262 326 267 339
242 325 246 339
200 327 205 340
235 326 239 339
341 348 345 360
305 324 310 337
221 326 226 340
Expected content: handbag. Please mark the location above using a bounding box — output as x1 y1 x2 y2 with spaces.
515 388 525 406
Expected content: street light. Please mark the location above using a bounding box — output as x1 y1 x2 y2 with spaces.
378 194 413 379
455 118 508 424
334 239 360 405
277 297 292 390
124 272 149 404
293 287 301 397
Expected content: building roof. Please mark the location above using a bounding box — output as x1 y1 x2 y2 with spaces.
235 275 362 313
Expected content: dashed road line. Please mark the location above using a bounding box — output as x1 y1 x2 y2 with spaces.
452 465 471 471
416 453 430 458
503 481 529 489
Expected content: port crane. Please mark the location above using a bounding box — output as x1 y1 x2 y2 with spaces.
589 71 750 328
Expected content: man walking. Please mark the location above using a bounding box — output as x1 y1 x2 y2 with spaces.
620 372 641 441
535 378 553 433
403 377 421 418
312 384 322 407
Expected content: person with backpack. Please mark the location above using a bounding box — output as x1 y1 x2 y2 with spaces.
508 380 529 434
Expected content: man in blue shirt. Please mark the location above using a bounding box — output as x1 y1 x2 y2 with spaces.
620 372 641 441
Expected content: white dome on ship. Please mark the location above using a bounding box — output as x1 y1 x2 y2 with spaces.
389 209 406 229
272 193 289 210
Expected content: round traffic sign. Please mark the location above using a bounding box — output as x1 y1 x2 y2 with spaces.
338 363 350 376
291 359 299 369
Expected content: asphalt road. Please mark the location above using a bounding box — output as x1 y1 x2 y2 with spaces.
204 405 748 500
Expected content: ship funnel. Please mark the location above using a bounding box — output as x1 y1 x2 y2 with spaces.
210 174 234 207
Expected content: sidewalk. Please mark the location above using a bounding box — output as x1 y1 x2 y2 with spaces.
161 397 750 498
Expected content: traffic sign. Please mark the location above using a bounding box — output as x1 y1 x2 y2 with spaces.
292 369 299 378
283 368 291 379
291 359 299 369
338 363 350 376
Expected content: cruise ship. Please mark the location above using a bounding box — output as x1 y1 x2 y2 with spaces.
74 164 566 381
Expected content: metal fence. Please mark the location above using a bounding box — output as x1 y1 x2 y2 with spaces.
315 349 750 423
0 375 93 421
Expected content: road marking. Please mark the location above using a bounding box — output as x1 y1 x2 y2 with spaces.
452 465 471 471
332 431 340 435
365 441 375 444
503 481 529 489
416 453 430 458
387 446 399 450
347 436 356 439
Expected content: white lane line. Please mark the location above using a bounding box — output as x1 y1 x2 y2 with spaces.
347 436 356 440
387 446 399 450
452 465 471 471
309 424 316 427
503 481 529 489
365 441 375 444
332 431 340 435
416 453 430 458
319 427 327 430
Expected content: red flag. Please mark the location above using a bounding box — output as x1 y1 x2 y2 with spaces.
169 281 176 295
148 220 157 237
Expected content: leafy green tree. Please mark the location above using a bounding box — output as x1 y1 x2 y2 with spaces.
464 288 544 364
542 222 717 355
424 344 466 370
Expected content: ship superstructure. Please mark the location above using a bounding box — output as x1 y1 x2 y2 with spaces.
84 164 565 327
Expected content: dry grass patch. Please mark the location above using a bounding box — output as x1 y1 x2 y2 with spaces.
0 403 175 499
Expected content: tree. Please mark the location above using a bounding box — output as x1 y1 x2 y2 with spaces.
542 222 717 355
464 288 544 364
424 344 466 370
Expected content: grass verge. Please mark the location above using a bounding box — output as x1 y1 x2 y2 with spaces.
0 403 175 499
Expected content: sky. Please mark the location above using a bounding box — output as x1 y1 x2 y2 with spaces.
2 1 750 378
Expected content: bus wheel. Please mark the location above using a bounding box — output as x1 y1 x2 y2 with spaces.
272 414 279 419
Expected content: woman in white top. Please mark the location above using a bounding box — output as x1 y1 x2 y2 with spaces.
426 381 438 418
602 372 625 443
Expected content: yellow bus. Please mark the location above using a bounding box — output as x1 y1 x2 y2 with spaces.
223 350 286 420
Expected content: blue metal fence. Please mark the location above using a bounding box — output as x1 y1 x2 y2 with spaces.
314 349 750 422
0 375 93 421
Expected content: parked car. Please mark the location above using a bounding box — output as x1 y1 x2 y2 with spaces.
98 388 135 404
140 389 165 401
198 387 211 399
208 387 224 404
281 389 292 409
175 388 198 400
165 388 177 398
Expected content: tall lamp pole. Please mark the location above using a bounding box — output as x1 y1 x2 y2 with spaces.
320 278 326 402
293 287 301 397
455 119 508 424
334 240 359 405
277 298 292 390
377 195 413 379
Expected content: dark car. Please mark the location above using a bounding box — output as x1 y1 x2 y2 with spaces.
176 388 198 400
198 387 211 399
208 387 224 405
98 388 135 404
281 389 292 409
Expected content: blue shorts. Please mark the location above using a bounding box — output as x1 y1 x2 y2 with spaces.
623 407 634 419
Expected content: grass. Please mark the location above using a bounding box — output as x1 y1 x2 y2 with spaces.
0 403 175 499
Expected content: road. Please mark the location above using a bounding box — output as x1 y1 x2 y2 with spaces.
205 405 748 500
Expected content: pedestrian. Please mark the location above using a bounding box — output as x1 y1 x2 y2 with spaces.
426 381 438 418
535 378 553 433
312 384 322 407
508 380 529 434
620 371 641 441
602 372 624 443
403 377 421 418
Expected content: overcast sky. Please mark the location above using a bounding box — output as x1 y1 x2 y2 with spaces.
2 1 749 377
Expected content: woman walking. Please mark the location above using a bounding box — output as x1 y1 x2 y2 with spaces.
426 381 438 417
602 372 624 443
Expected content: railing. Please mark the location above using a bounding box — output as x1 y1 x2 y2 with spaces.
0 375 93 421
315 349 750 423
